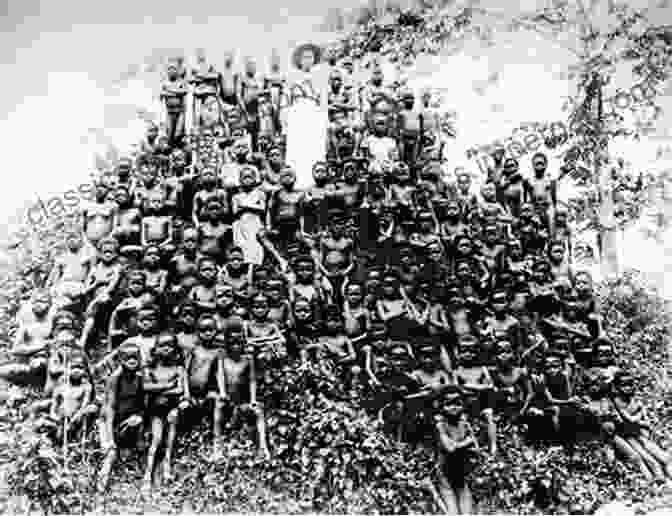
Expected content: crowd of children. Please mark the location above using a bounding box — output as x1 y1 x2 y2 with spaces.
2 44 671 513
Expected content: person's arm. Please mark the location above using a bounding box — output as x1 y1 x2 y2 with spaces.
71 382 94 423
216 352 228 401
363 345 381 387
160 218 174 248
49 387 62 421
102 372 120 447
140 218 148 247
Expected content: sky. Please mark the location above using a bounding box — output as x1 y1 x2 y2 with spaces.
1 0 671 222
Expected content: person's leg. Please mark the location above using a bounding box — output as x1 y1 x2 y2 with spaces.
97 418 118 492
612 434 652 479
456 484 474 515
628 437 665 479
637 435 672 475
162 408 180 481
252 403 271 460
212 396 225 455
436 474 459 515
482 408 497 455
143 416 164 491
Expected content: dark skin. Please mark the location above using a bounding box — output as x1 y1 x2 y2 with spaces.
189 259 219 313
97 346 145 492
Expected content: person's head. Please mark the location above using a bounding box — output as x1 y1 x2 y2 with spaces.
481 181 497 202
294 255 315 283
365 268 383 297
507 238 523 260
345 281 364 307
153 333 181 364
455 235 473 257
300 47 317 72
95 182 109 203
484 224 499 245
373 114 387 135
292 297 313 323
491 290 509 315
401 89 415 109
52 310 76 333
146 191 164 214
548 240 565 264
250 293 270 321
555 207 569 227
126 270 146 297
544 353 563 377
147 124 159 141
136 306 159 335
614 371 635 398
166 62 180 80
200 167 217 188
198 256 218 284
280 167 296 189
329 69 343 90
381 272 400 298
418 343 440 371
495 340 515 368
99 237 119 264
574 271 593 296
455 260 473 283
371 66 383 86
181 227 198 255
232 139 250 162
114 184 132 208
119 343 142 373
215 283 234 312
204 198 224 221
532 152 548 176
417 211 434 233
64 231 83 253
457 334 479 366
312 162 328 184
176 301 197 330
440 387 464 420
519 203 534 220
239 165 259 189
31 290 51 317
532 260 550 283
268 146 283 169
491 147 506 166
426 241 443 262
245 57 257 76
227 247 245 272
265 277 284 304
197 314 218 344
594 337 615 367
343 160 358 183
143 244 162 269
457 172 472 193
445 200 460 222
324 305 343 334
503 157 519 176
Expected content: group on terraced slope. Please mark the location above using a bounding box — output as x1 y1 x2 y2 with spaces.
1 43 670 515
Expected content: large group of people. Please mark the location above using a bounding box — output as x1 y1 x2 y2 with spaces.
2 42 671 514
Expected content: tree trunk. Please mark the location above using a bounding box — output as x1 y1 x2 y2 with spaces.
598 158 620 278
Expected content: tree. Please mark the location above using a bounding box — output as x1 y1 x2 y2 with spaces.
323 1 672 276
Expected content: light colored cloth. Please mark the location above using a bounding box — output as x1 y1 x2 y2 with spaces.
232 189 267 265
285 69 329 190
233 212 264 265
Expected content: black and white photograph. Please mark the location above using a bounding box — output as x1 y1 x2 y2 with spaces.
0 0 671 514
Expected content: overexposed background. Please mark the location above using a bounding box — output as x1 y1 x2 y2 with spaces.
2 0 672 292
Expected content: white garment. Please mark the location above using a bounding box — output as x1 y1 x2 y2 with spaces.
285 69 329 190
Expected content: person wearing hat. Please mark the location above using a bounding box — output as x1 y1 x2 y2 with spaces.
285 42 330 190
